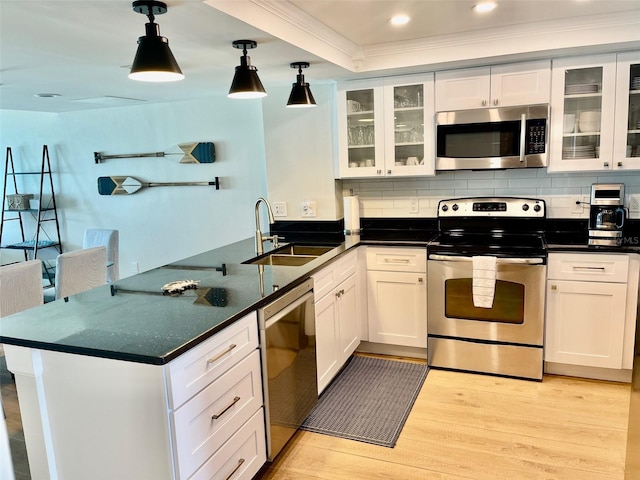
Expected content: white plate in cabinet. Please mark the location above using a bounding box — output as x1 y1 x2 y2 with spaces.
365 247 426 273
189 408 266 480
171 350 262 479
547 253 629 283
167 312 259 409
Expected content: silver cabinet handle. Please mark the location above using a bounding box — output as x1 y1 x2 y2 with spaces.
481 99 487 106
604 162 610 167
384 258 410 263
551 284 557 290
207 344 237 364
618 162 623 167
212 396 241 420
224 458 245 480
493 99 499 106
572 266 606 271
387 169 392 175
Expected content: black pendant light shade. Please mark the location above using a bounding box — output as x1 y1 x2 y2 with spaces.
228 40 267 99
129 1 184 82
287 62 316 108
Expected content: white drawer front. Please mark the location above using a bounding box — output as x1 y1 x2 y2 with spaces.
548 253 629 283
167 312 259 409
313 249 358 299
334 249 358 284
366 247 426 273
188 408 266 480
172 350 263 480
312 264 337 300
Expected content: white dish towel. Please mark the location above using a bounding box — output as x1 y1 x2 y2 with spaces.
472 256 497 308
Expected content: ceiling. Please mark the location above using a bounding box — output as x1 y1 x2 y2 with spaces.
1 0 639 113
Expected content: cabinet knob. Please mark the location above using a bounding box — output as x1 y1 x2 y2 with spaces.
377 169 382 175
604 162 609 167
387 169 392 175
481 100 487 106
551 285 557 290
493 99 499 106
418 277 424 283
618 162 623 167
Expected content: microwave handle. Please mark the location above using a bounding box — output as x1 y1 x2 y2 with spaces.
519 113 526 163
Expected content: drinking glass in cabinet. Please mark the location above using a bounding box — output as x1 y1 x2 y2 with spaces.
628 64 640 157
394 85 423 108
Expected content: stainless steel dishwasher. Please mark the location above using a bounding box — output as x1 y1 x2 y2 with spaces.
258 278 317 461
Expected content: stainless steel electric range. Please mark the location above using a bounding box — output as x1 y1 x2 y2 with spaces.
427 197 547 381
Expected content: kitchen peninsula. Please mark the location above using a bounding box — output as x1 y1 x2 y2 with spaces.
0 236 357 480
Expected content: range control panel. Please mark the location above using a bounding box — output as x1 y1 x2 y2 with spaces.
438 197 546 218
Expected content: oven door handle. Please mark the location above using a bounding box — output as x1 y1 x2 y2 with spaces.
428 254 544 265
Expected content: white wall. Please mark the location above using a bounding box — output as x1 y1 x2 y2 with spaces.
0 97 268 275
262 82 341 220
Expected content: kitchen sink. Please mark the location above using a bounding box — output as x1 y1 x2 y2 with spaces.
243 244 338 267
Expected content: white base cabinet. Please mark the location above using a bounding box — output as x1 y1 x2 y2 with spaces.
365 247 427 349
313 249 362 393
4 312 266 480
545 253 639 380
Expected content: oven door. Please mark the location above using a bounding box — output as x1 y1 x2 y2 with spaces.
427 254 546 380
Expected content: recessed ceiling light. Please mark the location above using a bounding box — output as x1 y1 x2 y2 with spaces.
34 93 61 98
473 2 497 13
390 15 410 26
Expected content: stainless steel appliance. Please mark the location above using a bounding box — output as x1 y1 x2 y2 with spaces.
435 104 549 170
427 197 547 380
588 183 626 246
258 278 317 461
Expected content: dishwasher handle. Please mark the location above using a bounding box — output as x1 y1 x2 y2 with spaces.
263 291 314 330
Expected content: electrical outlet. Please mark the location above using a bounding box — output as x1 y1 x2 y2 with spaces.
571 195 583 214
629 194 640 212
302 201 316 217
409 198 419 214
273 202 287 217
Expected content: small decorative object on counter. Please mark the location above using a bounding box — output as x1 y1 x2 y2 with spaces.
97 176 220 195
162 280 199 295
94 142 215 164
6 194 34 210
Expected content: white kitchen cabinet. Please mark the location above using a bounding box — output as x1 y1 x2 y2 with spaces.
4 311 266 480
434 60 551 111
545 253 638 379
366 247 427 348
548 54 618 172
312 249 362 393
337 74 435 178
613 52 640 166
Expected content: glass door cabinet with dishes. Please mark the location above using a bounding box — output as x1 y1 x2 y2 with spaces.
549 53 640 172
337 75 435 178
613 52 640 167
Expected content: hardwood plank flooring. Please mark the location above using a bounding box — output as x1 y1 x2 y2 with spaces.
257 363 630 480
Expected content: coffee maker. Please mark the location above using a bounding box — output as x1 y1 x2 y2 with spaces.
588 183 626 246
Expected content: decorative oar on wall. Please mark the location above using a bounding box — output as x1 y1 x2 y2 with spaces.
98 176 220 195
94 142 215 164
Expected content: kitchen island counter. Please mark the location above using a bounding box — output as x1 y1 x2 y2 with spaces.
0 236 360 365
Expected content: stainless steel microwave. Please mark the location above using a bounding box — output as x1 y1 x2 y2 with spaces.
435 104 549 171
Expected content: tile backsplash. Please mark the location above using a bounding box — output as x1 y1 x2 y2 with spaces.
342 169 640 219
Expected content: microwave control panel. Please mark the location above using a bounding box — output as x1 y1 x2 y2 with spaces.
525 119 546 154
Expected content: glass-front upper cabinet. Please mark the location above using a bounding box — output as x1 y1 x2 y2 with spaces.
337 80 385 178
613 52 640 169
337 74 434 178
382 74 435 177
549 54 617 172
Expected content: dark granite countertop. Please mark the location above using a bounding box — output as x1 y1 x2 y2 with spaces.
0 236 360 365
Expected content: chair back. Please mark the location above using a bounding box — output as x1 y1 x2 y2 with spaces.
55 246 107 300
83 229 119 282
0 260 43 317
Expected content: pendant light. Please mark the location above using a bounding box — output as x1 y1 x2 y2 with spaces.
286 62 316 108
228 40 267 99
129 0 184 82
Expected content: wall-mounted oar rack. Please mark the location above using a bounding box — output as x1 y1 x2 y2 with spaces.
97 176 220 195
94 142 215 164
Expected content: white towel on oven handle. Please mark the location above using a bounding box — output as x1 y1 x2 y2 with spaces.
472 255 497 308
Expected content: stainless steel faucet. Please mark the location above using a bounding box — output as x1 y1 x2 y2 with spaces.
255 197 279 255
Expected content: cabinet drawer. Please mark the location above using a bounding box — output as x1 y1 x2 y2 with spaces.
172 350 263 480
366 247 426 273
189 408 266 480
313 249 357 299
166 311 259 410
548 253 629 283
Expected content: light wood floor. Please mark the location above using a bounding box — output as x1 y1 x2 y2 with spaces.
257 361 630 480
